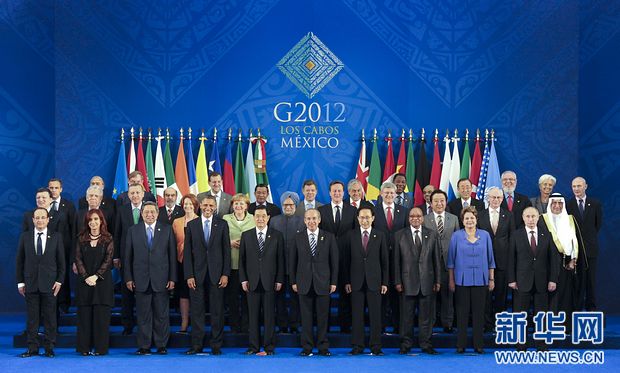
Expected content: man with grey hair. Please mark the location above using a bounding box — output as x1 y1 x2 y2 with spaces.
78 176 116 215
270 191 304 333
566 177 602 311
345 179 373 210
373 181 409 334
477 186 515 330
74 186 115 257
501 171 532 229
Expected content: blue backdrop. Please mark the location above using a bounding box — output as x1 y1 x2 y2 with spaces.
0 0 618 313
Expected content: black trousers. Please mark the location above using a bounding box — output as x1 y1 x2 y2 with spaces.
247 281 276 352
276 275 299 329
576 256 597 311
513 282 548 349
485 269 508 328
455 285 487 350
225 270 248 331
437 268 454 328
351 284 382 349
121 283 135 330
190 280 224 350
135 285 170 349
400 292 435 350
337 259 352 331
77 305 111 354
299 287 330 352
25 291 57 350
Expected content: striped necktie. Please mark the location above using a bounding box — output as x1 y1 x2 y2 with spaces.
258 231 265 256
437 215 444 236
309 233 317 256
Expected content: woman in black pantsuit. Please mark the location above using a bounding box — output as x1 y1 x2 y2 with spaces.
75 209 114 355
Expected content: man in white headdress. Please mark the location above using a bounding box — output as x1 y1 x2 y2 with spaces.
542 193 584 329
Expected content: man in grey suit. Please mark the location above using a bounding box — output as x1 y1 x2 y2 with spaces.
423 190 459 333
295 179 323 216
196 172 232 218
395 207 441 355
124 202 177 355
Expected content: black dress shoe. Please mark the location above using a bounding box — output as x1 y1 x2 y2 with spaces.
349 348 363 355
93 352 106 356
371 349 384 356
136 348 151 355
318 350 331 356
422 347 439 355
290 327 299 334
44 349 55 358
265 351 275 355
474 348 484 354
211 349 222 355
279 327 289 334
185 348 202 355
20 350 38 358
443 327 454 334
80 352 90 356
399 348 410 355
156 347 167 355
122 327 133 336
300 350 313 356
456 348 465 354
340 327 351 333
244 349 258 355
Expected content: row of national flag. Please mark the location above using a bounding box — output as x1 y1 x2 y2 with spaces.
356 129 502 206
113 128 273 207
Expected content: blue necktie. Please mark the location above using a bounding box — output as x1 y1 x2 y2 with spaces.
36 232 43 256
258 232 265 256
147 226 153 250
203 219 210 246
310 233 317 256
579 199 585 216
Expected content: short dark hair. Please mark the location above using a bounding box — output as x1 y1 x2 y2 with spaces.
393 173 406 181
33 207 49 218
199 194 217 203
36 187 52 198
48 178 63 186
302 179 317 188
357 205 375 217
329 180 345 191
210 171 222 179
460 206 478 221
255 183 269 192
254 205 269 215
141 201 159 213
457 177 471 188
430 189 448 202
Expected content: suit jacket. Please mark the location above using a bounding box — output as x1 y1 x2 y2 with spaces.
183 216 231 285
422 212 459 268
124 222 177 292
422 203 433 216
344 198 374 211
113 204 144 260
566 197 603 258
239 228 285 291
55 197 76 239
372 203 409 250
248 202 282 217
343 228 389 292
196 191 232 218
79 195 117 216
269 214 305 274
393 226 441 296
477 208 515 271
22 209 72 257
16 230 66 293
289 229 338 295
158 205 185 225
318 203 357 249
376 192 414 209
447 197 485 227
294 200 324 217
507 224 560 293
502 191 532 229
115 191 157 207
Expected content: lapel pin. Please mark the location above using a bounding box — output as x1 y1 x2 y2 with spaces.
157 228 161 232
424 235 428 239
372 234 376 238
267 235 271 238
320 236 324 241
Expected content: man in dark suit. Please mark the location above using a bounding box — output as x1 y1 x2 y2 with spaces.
290 208 338 356
239 206 285 355
78 176 117 216
394 207 441 355
115 171 157 207
295 179 323 217
16 207 65 358
423 189 459 333
447 178 485 227
248 184 282 217
501 171 532 229
345 179 374 211
318 180 356 333
114 183 145 335
48 178 76 238
422 185 435 216
158 187 184 225
343 206 388 355
373 181 409 333
566 177 602 311
508 207 559 351
477 187 515 330
184 194 231 355
124 202 177 355
196 172 232 218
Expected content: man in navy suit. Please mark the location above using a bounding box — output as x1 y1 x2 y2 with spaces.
566 177 603 311
157 187 184 225
290 208 338 356
115 171 157 207
447 178 485 227
239 206 285 355
373 181 409 333
16 207 65 358
248 184 282 217
124 202 177 355
184 194 231 355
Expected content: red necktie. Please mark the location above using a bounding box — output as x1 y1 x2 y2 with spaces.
530 230 537 255
507 195 514 212
386 206 393 230
352 201 357 208
362 231 369 252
